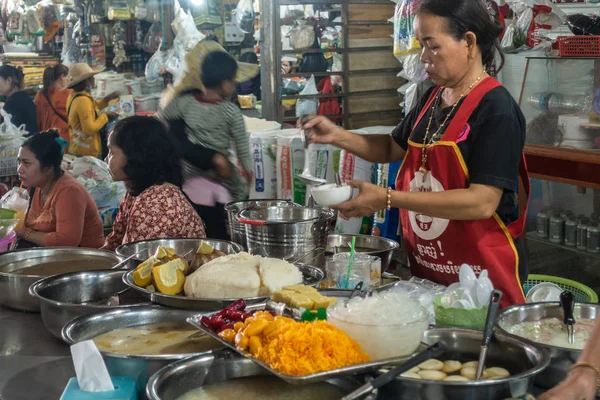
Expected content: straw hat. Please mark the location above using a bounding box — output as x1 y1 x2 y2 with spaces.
67 63 105 88
172 39 259 98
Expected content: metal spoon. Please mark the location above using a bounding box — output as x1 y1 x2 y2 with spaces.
110 250 144 270
475 290 502 380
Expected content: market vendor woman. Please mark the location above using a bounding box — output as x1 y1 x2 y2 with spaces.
301 0 529 307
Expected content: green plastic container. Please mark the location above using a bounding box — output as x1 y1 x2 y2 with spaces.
524 274 598 303
433 295 487 330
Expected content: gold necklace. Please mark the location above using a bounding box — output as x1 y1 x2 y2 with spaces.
419 69 487 179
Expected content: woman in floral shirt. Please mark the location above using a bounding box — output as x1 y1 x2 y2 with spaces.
103 116 205 251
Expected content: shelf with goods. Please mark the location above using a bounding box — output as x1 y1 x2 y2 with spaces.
0 53 59 91
261 0 403 129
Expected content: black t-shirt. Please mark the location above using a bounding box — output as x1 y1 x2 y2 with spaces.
3 90 38 136
392 85 528 283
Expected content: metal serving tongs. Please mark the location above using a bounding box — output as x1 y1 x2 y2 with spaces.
560 291 576 345
475 290 503 380
341 342 444 400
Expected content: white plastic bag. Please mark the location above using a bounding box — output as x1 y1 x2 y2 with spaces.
67 157 126 209
0 187 29 230
393 0 422 58
145 43 165 83
289 20 314 50
0 109 25 158
171 0 204 51
234 0 254 33
296 75 318 117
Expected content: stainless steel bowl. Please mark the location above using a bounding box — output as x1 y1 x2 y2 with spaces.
62 306 225 396
116 238 243 269
327 234 400 272
29 269 148 340
146 352 376 400
378 327 549 400
496 301 600 389
122 262 325 311
0 247 123 312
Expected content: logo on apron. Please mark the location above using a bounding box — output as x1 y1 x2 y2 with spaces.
408 169 449 240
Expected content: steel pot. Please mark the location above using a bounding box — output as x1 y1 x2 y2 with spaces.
496 301 600 389
238 206 335 265
377 327 550 400
0 247 123 312
224 199 299 249
62 306 225 396
29 269 148 339
327 234 400 272
146 352 377 400
116 238 243 269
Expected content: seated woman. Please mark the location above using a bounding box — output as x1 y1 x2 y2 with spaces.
103 116 206 251
15 130 105 248
0 65 38 135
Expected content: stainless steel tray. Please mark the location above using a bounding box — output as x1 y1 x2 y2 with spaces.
123 263 325 311
186 303 418 385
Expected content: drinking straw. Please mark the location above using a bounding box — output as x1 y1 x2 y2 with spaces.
345 236 356 289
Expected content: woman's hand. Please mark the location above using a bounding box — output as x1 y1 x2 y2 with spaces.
298 115 342 145
14 228 28 239
104 92 120 102
105 111 119 121
538 368 597 400
331 181 387 218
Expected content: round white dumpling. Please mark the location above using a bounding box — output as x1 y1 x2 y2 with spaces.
418 370 447 381
442 360 462 374
418 359 444 371
401 372 422 379
443 375 470 382
461 366 488 380
408 367 420 373
484 367 510 379
462 361 478 369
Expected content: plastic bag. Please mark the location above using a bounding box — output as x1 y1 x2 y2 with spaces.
37 1 60 43
67 156 126 209
318 78 340 121
289 20 314 50
143 21 163 53
234 0 254 33
393 0 421 58
172 0 204 51
296 75 318 117
0 188 29 231
299 35 328 73
6 8 24 38
165 40 185 86
26 7 44 36
145 43 165 83
0 109 25 158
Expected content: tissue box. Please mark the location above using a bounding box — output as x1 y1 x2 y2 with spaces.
60 377 137 400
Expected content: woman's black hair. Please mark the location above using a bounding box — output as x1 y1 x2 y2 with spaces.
111 116 183 196
21 129 63 179
240 52 258 64
417 0 505 75
42 64 69 95
70 78 90 93
0 65 24 90
201 51 238 89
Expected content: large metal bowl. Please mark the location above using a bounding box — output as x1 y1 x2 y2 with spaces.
496 301 600 389
0 247 123 312
378 327 550 400
122 262 325 311
146 352 376 400
29 269 148 340
327 234 400 272
116 238 243 268
62 306 225 396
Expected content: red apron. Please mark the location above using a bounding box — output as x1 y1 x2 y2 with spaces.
395 77 530 308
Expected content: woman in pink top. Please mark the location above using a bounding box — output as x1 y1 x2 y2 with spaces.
103 116 206 251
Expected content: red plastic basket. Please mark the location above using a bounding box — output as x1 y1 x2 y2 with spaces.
557 35 600 57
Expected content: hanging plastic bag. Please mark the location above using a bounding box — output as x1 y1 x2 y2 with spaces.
37 1 61 43
143 21 163 53
501 18 516 51
289 20 314 50
6 8 24 38
0 187 29 231
0 23 8 44
172 0 204 51
26 7 44 36
296 75 318 117
299 35 328 73
0 109 25 158
145 43 165 83
393 0 422 58
165 40 184 85
318 78 340 122
234 0 254 33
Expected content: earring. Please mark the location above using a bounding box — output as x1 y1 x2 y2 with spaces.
468 54 474 60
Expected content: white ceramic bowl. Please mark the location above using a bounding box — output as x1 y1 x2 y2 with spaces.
311 184 353 207
526 282 563 303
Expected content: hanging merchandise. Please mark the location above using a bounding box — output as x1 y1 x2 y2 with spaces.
26 7 44 37
7 7 24 38
143 21 163 54
281 5 305 23
171 0 205 51
289 20 314 50
318 78 341 122
393 0 421 58
191 0 223 29
107 0 131 20
134 0 147 20
145 43 165 83
145 0 160 22
16 21 32 45
299 35 329 73
112 21 129 68
135 20 143 50
296 75 318 117
234 0 254 34
37 1 60 43
165 40 185 86
505 0 564 50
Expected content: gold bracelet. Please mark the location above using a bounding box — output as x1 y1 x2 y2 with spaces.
386 187 392 210
570 362 600 392
24 229 33 241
